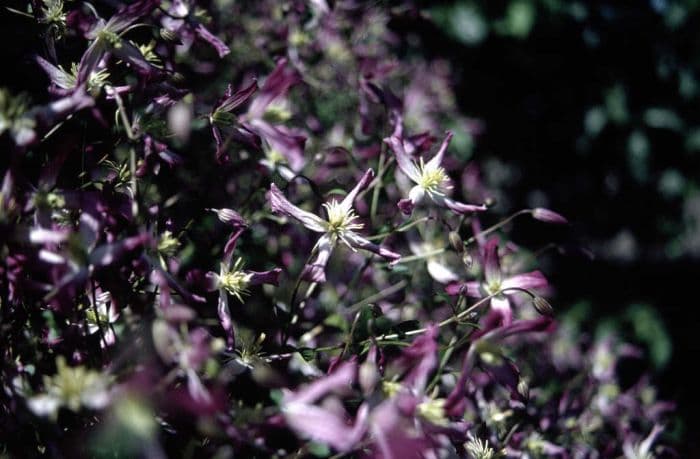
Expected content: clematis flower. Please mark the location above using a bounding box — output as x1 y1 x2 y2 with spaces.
205 228 281 350
27 356 111 420
446 237 549 325
268 169 400 283
384 131 487 215
85 290 119 348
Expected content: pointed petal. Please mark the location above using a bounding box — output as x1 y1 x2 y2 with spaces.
482 238 502 285
425 131 453 171
344 232 401 264
502 270 548 292
301 234 334 283
431 194 487 215
283 402 367 451
217 289 235 350
35 56 73 90
247 267 282 286
215 80 258 113
384 135 420 182
223 228 246 266
268 183 326 232
340 169 374 213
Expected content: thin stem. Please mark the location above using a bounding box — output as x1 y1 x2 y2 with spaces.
463 209 531 247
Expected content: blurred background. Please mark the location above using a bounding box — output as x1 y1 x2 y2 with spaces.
395 0 700 452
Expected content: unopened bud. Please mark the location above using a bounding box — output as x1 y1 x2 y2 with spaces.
449 231 464 253
359 349 379 395
531 208 568 225
532 296 554 316
517 379 530 400
462 251 473 268
207 208 247 227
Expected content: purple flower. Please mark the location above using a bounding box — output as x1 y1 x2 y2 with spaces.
206 228 281 350
268 169 400 283
446 238 549 325
384 131 487 215
282 362 368 452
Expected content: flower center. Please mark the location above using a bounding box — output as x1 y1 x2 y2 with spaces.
417 397 447 425
323 200 363 237
219 259 252 301
417 159 450 194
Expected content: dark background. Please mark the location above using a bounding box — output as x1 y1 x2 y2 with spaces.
395 0 700 453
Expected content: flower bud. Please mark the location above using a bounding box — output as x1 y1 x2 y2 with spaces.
532 296 554 316
462 251 473 268
449 231 464 253
359 347 379 395
531 208 568 225
207 208 247 227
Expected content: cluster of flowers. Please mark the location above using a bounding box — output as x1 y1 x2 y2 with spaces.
0 0 675 457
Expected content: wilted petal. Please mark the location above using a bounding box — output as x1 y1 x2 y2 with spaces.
268 183 326 232
425 131 453 171
384 135 420 182
344 232 401 265
502 270 548 292
301 234 334 283
340 168 374 213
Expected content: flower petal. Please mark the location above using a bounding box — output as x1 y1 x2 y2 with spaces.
194 22 230 58
247 267 282 286
217 289 235 350
301 234 334 283
502 270 548 292
340 168 374 213
268 183 326 232
425 131 453 171
430 194 487 215
426 259 459 284
384 135 420 182
344 232 401 264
